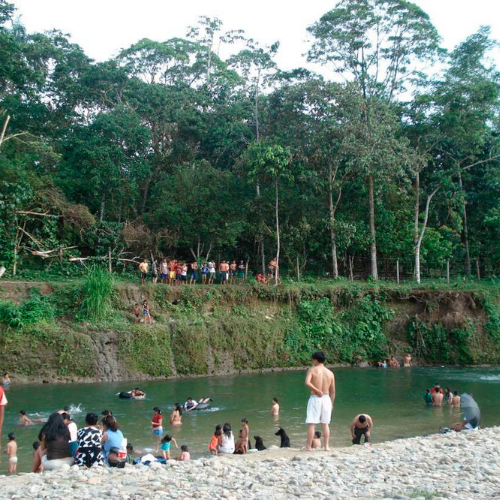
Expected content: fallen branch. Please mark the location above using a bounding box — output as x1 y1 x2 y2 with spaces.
16 211 60 218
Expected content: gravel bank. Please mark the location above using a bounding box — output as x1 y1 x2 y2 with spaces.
1 427 499 499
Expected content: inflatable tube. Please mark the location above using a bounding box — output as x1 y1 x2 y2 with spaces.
195 403 211 411
119 391 132 399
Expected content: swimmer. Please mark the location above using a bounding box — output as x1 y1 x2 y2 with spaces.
403 353 412 367
311 431 321 449
170 403 182 426
19 410 33 426
5 433 17 474
377 360 387 369
3 373 10 387
389 356 400 368
270 397 280 416
131 388 146 398
452 391 461 406
184 397 198 412
423 389 433 405
432 389 443 407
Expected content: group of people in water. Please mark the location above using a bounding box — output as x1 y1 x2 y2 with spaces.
1 351 480 474
377 354 412 368
423 384 461 407
138 257 279 286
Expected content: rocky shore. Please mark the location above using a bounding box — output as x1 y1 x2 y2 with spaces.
1 427 499 499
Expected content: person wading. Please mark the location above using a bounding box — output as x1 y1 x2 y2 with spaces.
305 351 335 451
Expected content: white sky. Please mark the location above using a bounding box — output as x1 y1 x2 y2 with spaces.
11 0 500 71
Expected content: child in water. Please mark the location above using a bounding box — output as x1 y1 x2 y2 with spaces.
160 434 178 460
5 433 18 474
177 445 190 461
19 410 33 426
3 373 10 386
209 424 222 455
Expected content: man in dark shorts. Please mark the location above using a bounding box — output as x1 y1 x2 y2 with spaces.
350 414 373 445
139 259 149 286
190 261 198 285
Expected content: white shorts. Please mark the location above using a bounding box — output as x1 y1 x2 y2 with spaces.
9 457 18 464
306 395 332 424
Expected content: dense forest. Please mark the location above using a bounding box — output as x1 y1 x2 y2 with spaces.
1 0 500 282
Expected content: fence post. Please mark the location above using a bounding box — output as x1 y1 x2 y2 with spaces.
396 259 400 285
296 256 300 281
476 258 481 280
446 260 450 285
245 261 249 279
108 247 112 274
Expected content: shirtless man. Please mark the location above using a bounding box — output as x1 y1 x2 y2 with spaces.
5 433 17 474
305 351 335 451
452 391 461 406
270 397 280 416
432 389 444 406
350 414 373 445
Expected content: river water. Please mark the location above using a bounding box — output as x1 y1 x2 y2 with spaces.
1 366 499 474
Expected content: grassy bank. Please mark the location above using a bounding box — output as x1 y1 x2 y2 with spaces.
0 274 499 382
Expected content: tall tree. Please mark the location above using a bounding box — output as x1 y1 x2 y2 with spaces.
308 0 441 278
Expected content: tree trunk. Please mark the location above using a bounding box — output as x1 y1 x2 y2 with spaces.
0 115 11 150
274 178 280 286
413 172 420 279
368 175 378 279
100 193 105 222
328 164 339 279
415 187 439 285
261 238 266 276
458 172 472 275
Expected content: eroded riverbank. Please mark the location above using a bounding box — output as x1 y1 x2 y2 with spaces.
1 427 499 499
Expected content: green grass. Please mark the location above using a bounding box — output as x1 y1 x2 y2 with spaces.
78 266 114 322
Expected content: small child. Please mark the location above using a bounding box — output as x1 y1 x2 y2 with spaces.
208 424 222 455
177 445 190 461
133 303 141 323
160 434 178 460
312 431 322 450
3 373 10 386
19 410 33 426
142 300 152 325
5 433 18 474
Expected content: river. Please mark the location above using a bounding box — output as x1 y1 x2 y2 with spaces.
1 366 499 474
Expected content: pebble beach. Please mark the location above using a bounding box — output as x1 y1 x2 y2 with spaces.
1 427 499 499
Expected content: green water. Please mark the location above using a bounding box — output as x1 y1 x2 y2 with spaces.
1 366 500 474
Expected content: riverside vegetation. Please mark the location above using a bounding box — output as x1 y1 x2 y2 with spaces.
0 269 499 382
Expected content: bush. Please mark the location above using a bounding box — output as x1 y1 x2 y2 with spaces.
0 292 55 328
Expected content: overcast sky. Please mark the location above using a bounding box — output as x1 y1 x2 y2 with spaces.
11 0 500 71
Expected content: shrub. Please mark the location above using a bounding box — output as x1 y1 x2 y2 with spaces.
78 266 114 321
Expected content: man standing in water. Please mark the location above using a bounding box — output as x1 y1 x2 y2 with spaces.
305 351 335 451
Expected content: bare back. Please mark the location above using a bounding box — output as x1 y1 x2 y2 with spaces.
308 365 335 397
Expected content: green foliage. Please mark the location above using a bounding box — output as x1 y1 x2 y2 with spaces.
78 267 114 322
118 327 173 377
284 295 393 364
0 292 55 328
409 318 476 365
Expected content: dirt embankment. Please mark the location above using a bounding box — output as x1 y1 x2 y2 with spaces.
0 281 497 384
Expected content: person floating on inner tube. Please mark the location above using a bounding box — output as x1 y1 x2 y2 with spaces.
183 397 198 412
131 388 146 399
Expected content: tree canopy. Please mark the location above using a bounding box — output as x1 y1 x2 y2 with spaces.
1 0 500 280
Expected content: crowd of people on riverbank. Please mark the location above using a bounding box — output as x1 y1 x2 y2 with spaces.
138 258 278 286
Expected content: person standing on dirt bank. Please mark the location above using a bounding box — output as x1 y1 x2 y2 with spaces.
139 259 149 285
305 351 335 451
